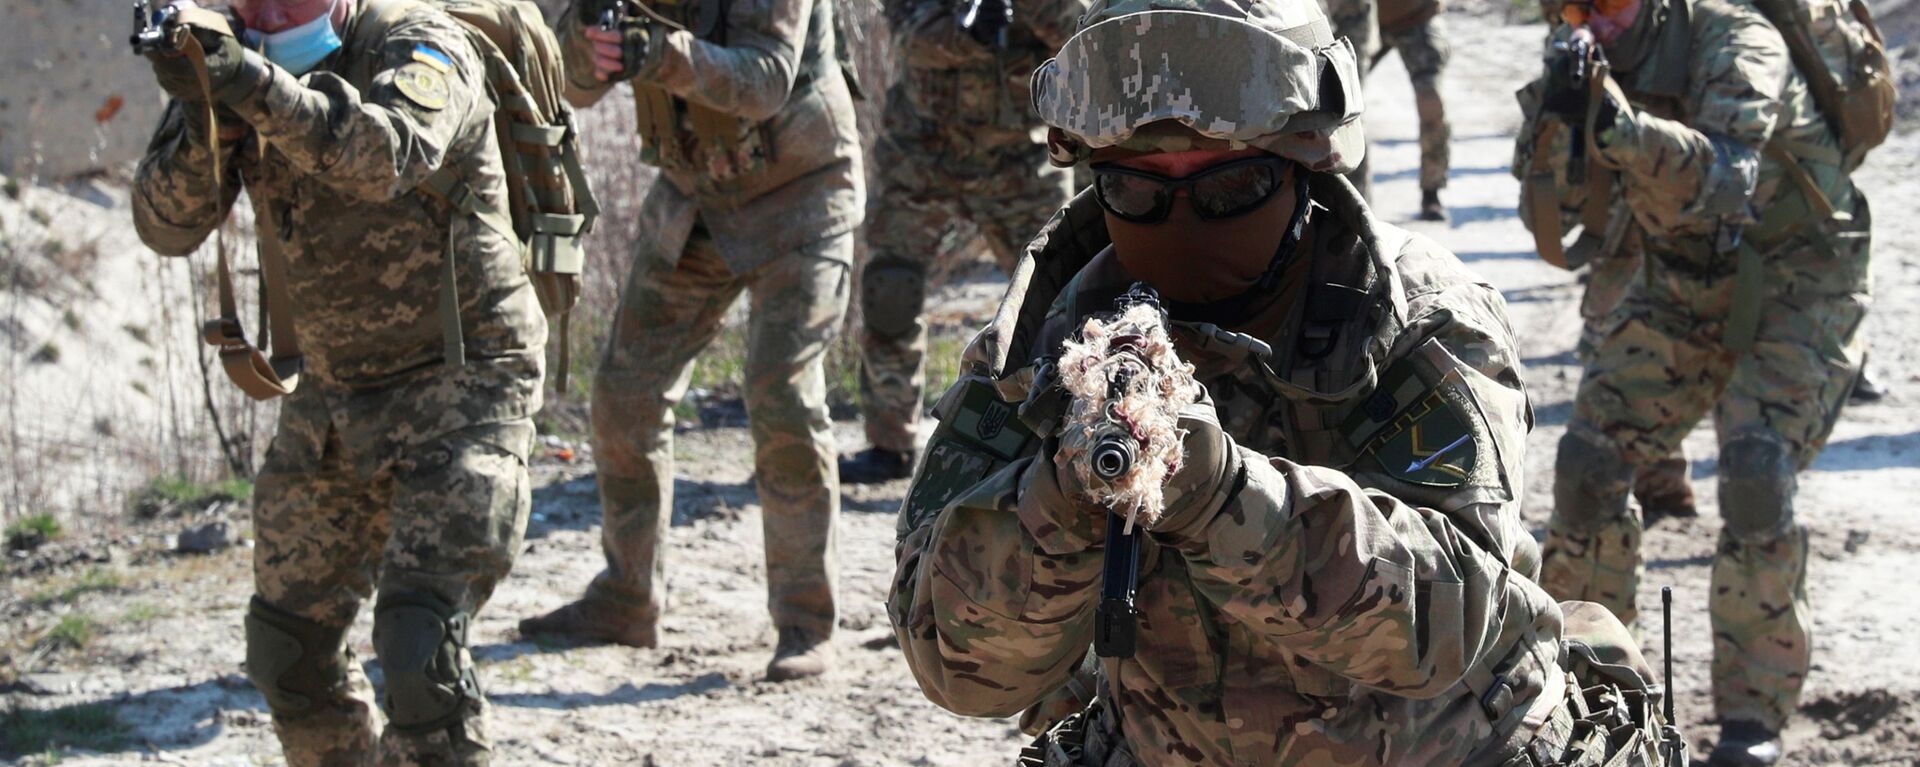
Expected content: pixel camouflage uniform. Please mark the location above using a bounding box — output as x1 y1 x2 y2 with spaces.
133 2 545 763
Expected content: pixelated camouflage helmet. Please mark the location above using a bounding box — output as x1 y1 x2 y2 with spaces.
1031 0 1367 172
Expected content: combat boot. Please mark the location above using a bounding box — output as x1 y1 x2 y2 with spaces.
1707 720 1783 767
1419 189 1447 222
838 447 914 484
765 627 834 681
1850 366 1887 404
517 598 657 648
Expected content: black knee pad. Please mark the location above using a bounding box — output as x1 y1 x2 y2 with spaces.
1719 434 1796 542
372 590 482 734
861 259 926 341
244 596 353 715
1552 427 1635 534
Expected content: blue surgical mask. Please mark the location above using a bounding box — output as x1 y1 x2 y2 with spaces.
244 0 342 75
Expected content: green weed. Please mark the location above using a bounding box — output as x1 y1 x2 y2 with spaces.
124 603 165 624
30 569 123 608
42 615 97 651
5 514 61 551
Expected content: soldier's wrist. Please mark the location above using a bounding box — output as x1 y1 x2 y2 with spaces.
215 49 274 109
1147 436 1243 547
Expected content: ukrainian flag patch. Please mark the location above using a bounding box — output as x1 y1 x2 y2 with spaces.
412 45 453 73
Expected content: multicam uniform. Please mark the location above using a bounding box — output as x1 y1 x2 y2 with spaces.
552 0 863 643
855 0 1088 457
890 180 1682 767
889 0 1686 762
1518 0 1870 735
1375 0 1450 196
1517 93 1697 522
132 3 544 764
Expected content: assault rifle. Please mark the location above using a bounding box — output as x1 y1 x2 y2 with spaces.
1543 29 1602 185
1056 285 1190 659
958 0 1012 48
130 0 185 55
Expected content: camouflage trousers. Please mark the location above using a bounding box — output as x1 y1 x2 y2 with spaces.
251 390 534 767
1580 247 1694 515
1378 16 1451 192
587 224 851 637
1544 215 1871 731
858 134 1073 453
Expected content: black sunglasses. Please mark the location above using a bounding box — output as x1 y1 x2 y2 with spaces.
1090 155 1294 224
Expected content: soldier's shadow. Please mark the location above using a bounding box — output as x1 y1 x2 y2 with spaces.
525 474 759 540
486 672 731 710
0 673 269 760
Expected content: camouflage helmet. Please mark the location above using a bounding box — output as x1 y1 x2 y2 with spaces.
1031 0 1367 172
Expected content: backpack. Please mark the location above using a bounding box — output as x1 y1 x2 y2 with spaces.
361 0 600 388
1748 0 1896 171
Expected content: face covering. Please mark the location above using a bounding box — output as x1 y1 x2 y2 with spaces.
245 0 343 75
1599 0 1663 73
1106 179 1312 328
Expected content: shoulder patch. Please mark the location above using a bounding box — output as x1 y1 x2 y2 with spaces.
411 45 454 73
898 379 1035 537
393 61 451 110
1357 367 1498 489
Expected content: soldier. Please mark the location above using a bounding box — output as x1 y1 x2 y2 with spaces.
133 0 544 762
1518 0 1873 761
1519 112 1697 524
836 0 1089 484
1374 0 1451 221
1327 0 1380 201
887 0 1683 763
516 0 863 681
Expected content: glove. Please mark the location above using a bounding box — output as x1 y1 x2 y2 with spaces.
146 49 206 102
1048 392 1237 537
188 26 269 105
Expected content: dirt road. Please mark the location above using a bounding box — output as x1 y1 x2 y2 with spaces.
4 13 1917 766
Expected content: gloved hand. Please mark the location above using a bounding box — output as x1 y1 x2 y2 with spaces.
146 49 206 102
188 25 269 105
1048 391 1237 537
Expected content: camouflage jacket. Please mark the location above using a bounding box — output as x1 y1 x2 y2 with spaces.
1515 0 1859 268
557 0 863 270
132 3 545 458
889 178 1571 766
888 0 1093 151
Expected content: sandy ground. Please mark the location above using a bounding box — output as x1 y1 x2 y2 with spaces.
5 13 1920 766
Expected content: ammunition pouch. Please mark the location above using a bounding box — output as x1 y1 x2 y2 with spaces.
244 596 354 715
1467 603 1683 767
1016 695 1135 767
371 590 484 734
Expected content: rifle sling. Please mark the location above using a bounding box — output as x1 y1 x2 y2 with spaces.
1525 120 1571 270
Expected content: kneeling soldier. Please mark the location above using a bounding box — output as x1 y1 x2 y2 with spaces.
886 0 1686 764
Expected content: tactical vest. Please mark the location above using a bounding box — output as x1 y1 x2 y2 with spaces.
631 0 837 185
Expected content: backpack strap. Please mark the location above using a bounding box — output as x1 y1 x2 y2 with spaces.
420 168 518 369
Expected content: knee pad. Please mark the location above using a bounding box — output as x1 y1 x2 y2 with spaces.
372 590 482 734
1718 434 1796 542
1552 427 1635 534
245 596 353 715
861 260 926 341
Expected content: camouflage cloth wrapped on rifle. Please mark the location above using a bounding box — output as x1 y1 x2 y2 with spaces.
1514 0 1879 759
132 0 546 763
